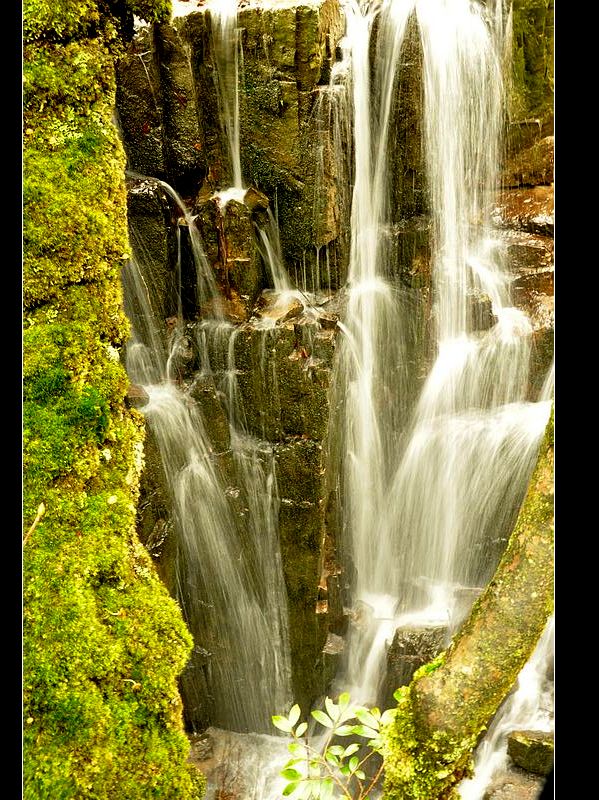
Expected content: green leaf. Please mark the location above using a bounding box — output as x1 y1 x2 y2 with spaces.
295 721 308 738
281 767 303 781
282 782 300 797
335 725 355 736
355 708 379 729
288 741 304 755
340 764 351 776
289 704 301 727
338 692 351 711
327 745 345 756
325 697 339 722
371 707 381 719
273 715 294 733
355 770 366 780
380 709 395 725
349 755 359 772
324 751 338 768
343 743 360 757
311 709 334 729
320 778 335 799
351 724 379 739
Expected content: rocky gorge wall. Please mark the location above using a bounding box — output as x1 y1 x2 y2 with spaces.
115 0 554 734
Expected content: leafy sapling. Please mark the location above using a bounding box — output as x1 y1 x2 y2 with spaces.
272 692 397 799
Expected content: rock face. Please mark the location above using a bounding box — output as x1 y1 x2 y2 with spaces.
484 767 547 800
114 0 554 736
382 625 447 708
507 730 554 776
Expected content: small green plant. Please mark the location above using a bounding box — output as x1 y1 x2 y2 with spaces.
272 692 396 799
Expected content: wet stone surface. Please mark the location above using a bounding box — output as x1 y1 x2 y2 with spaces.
484 766 548 800
507 730 554 776
382 624 447 708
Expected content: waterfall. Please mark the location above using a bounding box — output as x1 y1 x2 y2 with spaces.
210 0 244 190
208 0 297 297
119 0 552 791
122 181 292 733
328 0 552 708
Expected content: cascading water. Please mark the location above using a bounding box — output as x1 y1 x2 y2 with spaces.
122 179 293 734
327 0 553 717
211 0 244 190
121 0 552 794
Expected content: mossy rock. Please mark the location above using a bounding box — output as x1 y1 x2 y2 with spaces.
510 0 554 125
23 108 130 309
23 1 205 795
507 730 554 776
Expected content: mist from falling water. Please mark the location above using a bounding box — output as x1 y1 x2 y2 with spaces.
122 180 292 734
327 0 553 711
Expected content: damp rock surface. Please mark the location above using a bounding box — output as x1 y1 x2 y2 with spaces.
507 730 554 776
483 766 548 800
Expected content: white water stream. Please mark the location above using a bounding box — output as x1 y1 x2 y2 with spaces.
122 0 553 794
123 180 293 733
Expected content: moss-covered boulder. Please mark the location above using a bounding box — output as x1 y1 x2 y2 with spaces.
507 730 554 776
23 0 205 796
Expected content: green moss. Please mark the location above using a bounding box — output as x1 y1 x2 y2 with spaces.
124 0 172 25
23 39 116 115
510 0 554 122
411 652 446 680
381 687 474 800
23 0 172 45
23 3 204 796
23 0 101 44
23 108 130 309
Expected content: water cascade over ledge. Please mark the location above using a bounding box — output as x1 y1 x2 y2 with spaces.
116 0 554 795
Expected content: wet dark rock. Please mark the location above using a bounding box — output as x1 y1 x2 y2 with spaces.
126 383 150 408
318 632 345 695
188 376 231 452
144 518 171 560
507 730 554 776
154 22 207 191
467 291 496 332
382 624 447 707
506 119 544 157
126 179 180 322
194 193 267 318
503 136 554 189
116 25 167 178
502 230 553 276
388 11 426 219
188 731 214 762
484 766 547 800
232 312 337 441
